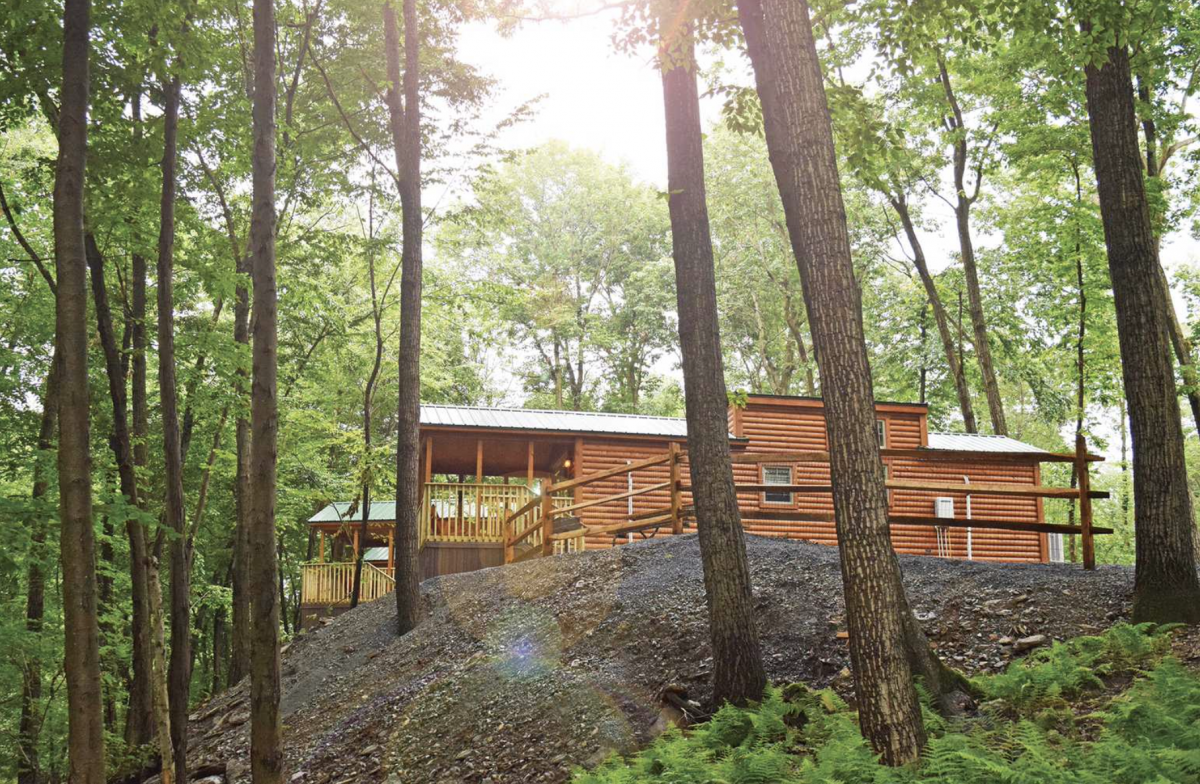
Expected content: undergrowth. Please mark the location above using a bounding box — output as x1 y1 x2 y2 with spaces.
574 623 1200 784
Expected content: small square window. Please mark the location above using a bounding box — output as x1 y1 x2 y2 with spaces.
876 419 887 448
763 465 793 505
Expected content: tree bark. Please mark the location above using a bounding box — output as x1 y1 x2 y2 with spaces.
228 232 252 687
18 353 58 784
84 234 155 753
146 558 174 784
249 0 284 776
937 58 1006 435
737 0 971 761
385 0 424 635
153 67 191 784
1081 34 1200 623
53 0 106 774
660 23 766 707
889 195 977 432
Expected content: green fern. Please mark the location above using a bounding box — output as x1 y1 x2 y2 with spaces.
574 624 1194 784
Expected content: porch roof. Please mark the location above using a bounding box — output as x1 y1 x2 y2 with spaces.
309 501 397 523
421 403 691 438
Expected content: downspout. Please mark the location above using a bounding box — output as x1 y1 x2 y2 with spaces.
964 474 973 560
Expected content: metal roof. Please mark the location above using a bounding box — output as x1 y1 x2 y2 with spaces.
926 432 1047 453
309 501 398 523
421 403 691 438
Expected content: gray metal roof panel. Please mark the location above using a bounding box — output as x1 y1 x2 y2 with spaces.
926 432 1047 453
420 403 692 438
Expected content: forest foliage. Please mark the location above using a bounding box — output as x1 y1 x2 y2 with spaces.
1 0 1200 776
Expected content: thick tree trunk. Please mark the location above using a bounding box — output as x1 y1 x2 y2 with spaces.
385 0 423 635
153 70 191 784
228 245 252 687
18 354 57 784
889 195 977 432
84 235 154 754
1082 36 1200 623
249 0 284 776
737 0 971 761
53 0 106 775
660 24 766 707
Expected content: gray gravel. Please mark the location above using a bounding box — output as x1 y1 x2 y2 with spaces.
183 534 1136 784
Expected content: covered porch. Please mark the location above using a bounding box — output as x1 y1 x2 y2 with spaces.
300 427 587 617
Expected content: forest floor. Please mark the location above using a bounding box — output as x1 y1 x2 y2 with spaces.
180 534 1169 784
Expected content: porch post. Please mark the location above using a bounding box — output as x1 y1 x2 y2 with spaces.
424 436 433 483
527 440 535 488
318 530 325 562
387 529 394 571
476 439 484 536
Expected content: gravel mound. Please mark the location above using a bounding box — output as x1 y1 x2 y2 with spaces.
184 534 1136 784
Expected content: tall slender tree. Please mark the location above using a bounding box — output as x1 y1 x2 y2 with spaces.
660 18 767 707
738 0 971 761
53 0 106 776
1080 30 1200 624
154 66 191 783
84 234 154 757
229 199 252 687
249 0 284 776
18 353 57 784
385 0 423 635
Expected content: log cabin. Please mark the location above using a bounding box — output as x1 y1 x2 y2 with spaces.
300 394 1106 627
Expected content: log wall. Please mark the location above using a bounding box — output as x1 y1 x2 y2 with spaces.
576 397 1046 563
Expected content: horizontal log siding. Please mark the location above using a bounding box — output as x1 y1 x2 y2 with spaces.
576 437 688 549
572 402 1044 563
732 403 1045 563
888 459 1044 561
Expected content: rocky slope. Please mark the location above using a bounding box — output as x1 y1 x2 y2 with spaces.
183 534 1137 784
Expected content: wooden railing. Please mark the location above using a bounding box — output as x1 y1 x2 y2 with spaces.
300 561 395 607
419 482 534 544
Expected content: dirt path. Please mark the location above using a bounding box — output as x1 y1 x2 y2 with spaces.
184 534 1138 784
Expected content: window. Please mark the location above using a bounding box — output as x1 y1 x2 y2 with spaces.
876 419 887 448
762 465 793 505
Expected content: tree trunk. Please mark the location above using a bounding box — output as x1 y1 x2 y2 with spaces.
146 558 174 784
737 0 972 761
18 354 58 784
54 0 106 774
249 0 284 776
889 195 977 432
153 68 191 784
84 234 155 753
351 227 386 610
385 0 424 635
660 22 766 707
937 58 1006 435
228 235 252 687
1081 34 1200 623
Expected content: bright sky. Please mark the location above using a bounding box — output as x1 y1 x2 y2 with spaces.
451 10 1200 436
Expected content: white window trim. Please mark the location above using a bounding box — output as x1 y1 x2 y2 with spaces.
876 419 887 449
762 464 794 506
